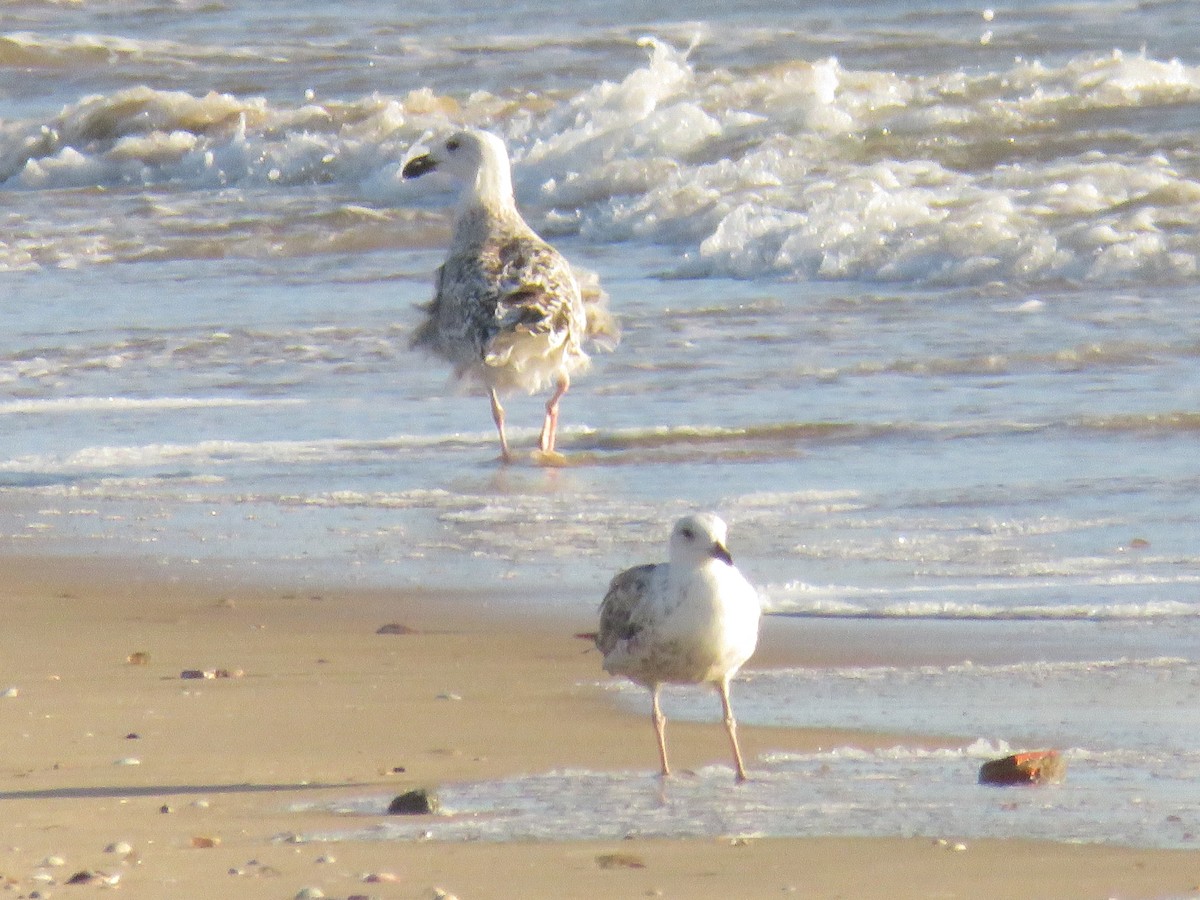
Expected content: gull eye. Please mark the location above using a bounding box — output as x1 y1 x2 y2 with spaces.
680 527 694 540
446 138 461 152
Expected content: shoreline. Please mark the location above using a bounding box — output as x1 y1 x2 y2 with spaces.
1 553 1197 899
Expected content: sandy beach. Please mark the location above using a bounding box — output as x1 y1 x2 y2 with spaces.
0 554 1194 900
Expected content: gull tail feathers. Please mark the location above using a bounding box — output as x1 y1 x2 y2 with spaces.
574 264 620 352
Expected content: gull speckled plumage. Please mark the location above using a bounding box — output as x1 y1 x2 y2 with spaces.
403 128 601 463
597 513 761 782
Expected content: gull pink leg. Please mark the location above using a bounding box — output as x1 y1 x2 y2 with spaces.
717 677 748 783
538 373 570 454
651 684 671 778
489 389 513 463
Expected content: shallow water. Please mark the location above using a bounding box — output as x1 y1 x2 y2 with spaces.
3 0 1200 848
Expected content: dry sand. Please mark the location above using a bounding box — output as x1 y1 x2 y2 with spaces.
0 554 1197 899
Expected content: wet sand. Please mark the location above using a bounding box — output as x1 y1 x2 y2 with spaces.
0 554 1196 899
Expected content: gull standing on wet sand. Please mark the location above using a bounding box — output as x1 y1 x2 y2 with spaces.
596 513 762 782
402 129 608 464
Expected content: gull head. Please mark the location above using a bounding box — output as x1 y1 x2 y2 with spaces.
402 129 514 207
669 512 734 568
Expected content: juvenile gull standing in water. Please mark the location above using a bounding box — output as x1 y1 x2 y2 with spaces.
596 513 761 782
402 129 610 463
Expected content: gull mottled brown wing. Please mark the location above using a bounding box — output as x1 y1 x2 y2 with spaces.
596 563 661 656
413 228 584 380
485 234 581 345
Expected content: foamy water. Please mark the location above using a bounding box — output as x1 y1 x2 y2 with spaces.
296 650 1200 848
3 0 1200 848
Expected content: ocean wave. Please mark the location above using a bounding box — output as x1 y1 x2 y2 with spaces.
0 31 281 70
0 433 487 475
6 39 1200 285
767 591 1200 621
1077 411 1200 433
5 412 1199 476
0 396 305 416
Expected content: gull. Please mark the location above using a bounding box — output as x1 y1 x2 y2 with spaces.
402 129 609 463
596 513 761 782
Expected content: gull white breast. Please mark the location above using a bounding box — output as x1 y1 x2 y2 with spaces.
403 129 608 463
596 513 761 782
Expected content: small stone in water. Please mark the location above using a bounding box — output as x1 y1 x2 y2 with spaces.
387 789 438 815
2 687 18 698
979 749 1066 786
114 757 141 766
126 651 150 665
190 836 221 849
295 888 325 900
39 855 66 868
104 841 133 855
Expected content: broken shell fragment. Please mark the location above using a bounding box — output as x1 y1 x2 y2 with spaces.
181 668 243 679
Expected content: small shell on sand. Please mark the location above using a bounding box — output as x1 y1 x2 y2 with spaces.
376 622 419 635
294 888 325 900
114 757 141 766
596 852 647 869
66 870 120 886
363 872 400 883
190 836 221 849
2 687 18 698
